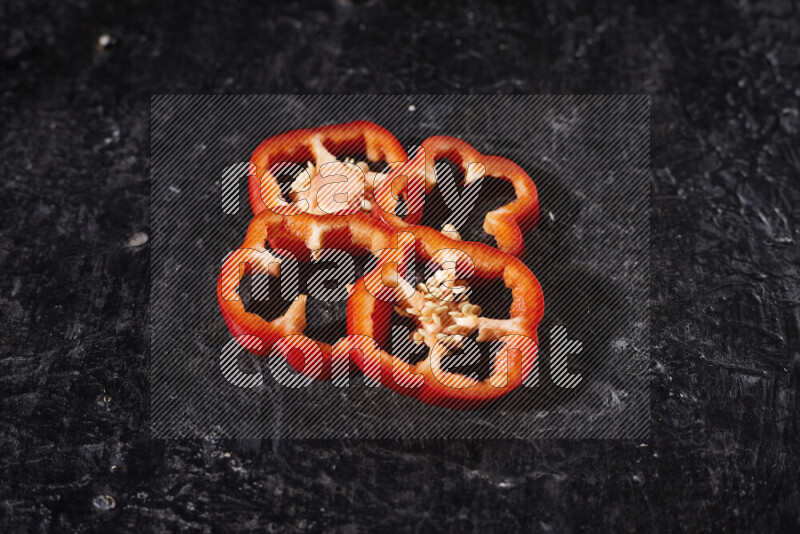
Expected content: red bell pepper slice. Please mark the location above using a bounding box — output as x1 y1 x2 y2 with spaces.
374 135 539 258
217 209 411 380
338 224 544 409
248 120 408 217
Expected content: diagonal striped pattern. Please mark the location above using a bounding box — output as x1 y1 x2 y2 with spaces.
150 95 650 439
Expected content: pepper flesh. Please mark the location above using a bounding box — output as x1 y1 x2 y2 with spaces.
374 135 539 258
339 223 544 409
230 124 543 405
248 121 407 217
217 209 408 379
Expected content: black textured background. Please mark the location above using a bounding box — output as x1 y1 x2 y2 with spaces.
1 0 799 532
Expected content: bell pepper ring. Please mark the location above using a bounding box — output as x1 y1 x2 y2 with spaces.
374 135 540 258
217 209 416 380
248 120 408 217
337 223 544 409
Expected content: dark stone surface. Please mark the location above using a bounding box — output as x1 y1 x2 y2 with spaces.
1 0 798 531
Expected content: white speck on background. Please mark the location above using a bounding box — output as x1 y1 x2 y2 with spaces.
126 232 149 248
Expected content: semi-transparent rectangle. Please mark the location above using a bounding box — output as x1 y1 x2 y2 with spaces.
150 95 650 438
